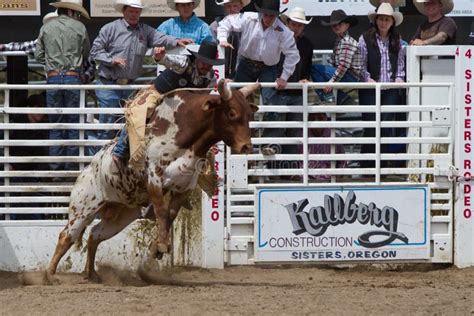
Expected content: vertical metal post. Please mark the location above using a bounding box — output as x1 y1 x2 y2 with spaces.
375 84 381 184
302 83 308 185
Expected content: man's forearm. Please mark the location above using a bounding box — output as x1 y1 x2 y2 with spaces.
423 32 448 45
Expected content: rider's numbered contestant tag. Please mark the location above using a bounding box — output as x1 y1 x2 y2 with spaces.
255 186 430 262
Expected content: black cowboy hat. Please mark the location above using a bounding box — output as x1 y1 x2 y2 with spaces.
254 0 287 16
321 9 358 27
187 40 225 65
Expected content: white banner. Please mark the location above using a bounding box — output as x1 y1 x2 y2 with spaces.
280 0 474 17
90 0 205 17
255 186 430 262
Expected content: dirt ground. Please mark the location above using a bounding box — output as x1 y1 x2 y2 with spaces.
0 264 473 315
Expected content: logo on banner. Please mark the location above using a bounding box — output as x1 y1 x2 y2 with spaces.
284 191 409 248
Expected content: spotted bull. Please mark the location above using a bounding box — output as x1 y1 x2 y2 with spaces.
45 80 260 282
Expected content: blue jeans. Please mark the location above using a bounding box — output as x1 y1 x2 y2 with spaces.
46 74 80 171
112 127 129 159
311 64 358 104
358 88 404 167
95 78 133 140
234 58 277 105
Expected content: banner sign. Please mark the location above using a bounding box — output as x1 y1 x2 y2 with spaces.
255 186 430 262
91 0 205 17
0 0 40 15
280 0 474 17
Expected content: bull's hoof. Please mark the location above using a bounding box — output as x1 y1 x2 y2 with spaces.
86 270 101 283
43 272 60 285
150 243 169 260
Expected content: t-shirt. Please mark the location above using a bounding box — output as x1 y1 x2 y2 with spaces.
412 16 457 45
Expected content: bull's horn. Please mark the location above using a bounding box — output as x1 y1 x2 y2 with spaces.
217 79 232 101
239 83 260 98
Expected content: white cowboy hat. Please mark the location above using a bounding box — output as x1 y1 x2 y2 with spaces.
50 0 90 19
167 0 200 11
114 0 145 13
42 11 58 24
281 7 312 25
368 3 403 27
369 0 403 8
414 0 454 16
215 0 250 7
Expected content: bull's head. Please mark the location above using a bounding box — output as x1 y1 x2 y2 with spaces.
207 79 259 154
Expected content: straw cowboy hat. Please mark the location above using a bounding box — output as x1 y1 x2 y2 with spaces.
50 0 90 19
187 40 225 65
114 0 145 13
369 0 403 8
414 0 454 16
368 3 403 26
321 9 357 27
215 0 250 7
167 0 201 11
42 11 58 24
281 7 312 25
255 0 287 16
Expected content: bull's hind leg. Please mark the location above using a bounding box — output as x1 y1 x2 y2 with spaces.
84 204 141 281
45 203 100 284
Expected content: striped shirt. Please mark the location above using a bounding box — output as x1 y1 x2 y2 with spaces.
329 31 362 82
358 33 405 83
157 14 213 45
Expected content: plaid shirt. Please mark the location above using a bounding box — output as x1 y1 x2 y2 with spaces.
157 13 213 44
329 31 362 82
359 33 405 82
0 39 37 54
158 54 215 87
0 39 96 83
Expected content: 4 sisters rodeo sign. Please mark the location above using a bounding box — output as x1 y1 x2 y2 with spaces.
255 186 430 262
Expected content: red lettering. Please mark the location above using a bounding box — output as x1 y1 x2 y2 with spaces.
465 160 472 169
465 184 472 194
465 94 472 105
467 82 471 92
214 69 220 79
465 119 471 128
466 107 472 116
465 69 472 79
465 196 471 206
214 161 219 171
464 209 472 219
465 131 472 141
465 143 471 153
213 187 219 196
465 171 472 178
465 49 472 59
212 198 218 208
211 211 219 221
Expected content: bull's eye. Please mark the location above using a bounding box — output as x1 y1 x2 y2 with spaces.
228 108 238 120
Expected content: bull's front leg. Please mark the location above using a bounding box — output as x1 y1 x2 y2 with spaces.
147 185 169 260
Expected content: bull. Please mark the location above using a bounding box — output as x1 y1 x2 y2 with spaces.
45 80 259 283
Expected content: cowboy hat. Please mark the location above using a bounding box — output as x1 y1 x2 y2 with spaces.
50 0 90 19
215 0 250 7
187 40 225 65
368 3 403 26
167 0 200 11
413 0 454 16
255 0 287 16
281 7 312 25
114 0 145 13
369 0 403 8
42 11 58 24
321 9 358 27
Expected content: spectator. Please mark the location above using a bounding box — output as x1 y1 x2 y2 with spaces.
217 0 299 155
35 0 91 173
157 0 213 45
410 0 456 46
262 7 313 157
311 10 361 104
0 11 96 84
90 0 191 142
112 40 224 169
470 21 474 45
358 3 405 168
210 0 250 79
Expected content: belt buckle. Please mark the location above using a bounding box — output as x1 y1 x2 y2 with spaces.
116 79 129 85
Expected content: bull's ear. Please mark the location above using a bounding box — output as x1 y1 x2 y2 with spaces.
250 103 259 113
202 98 222 111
